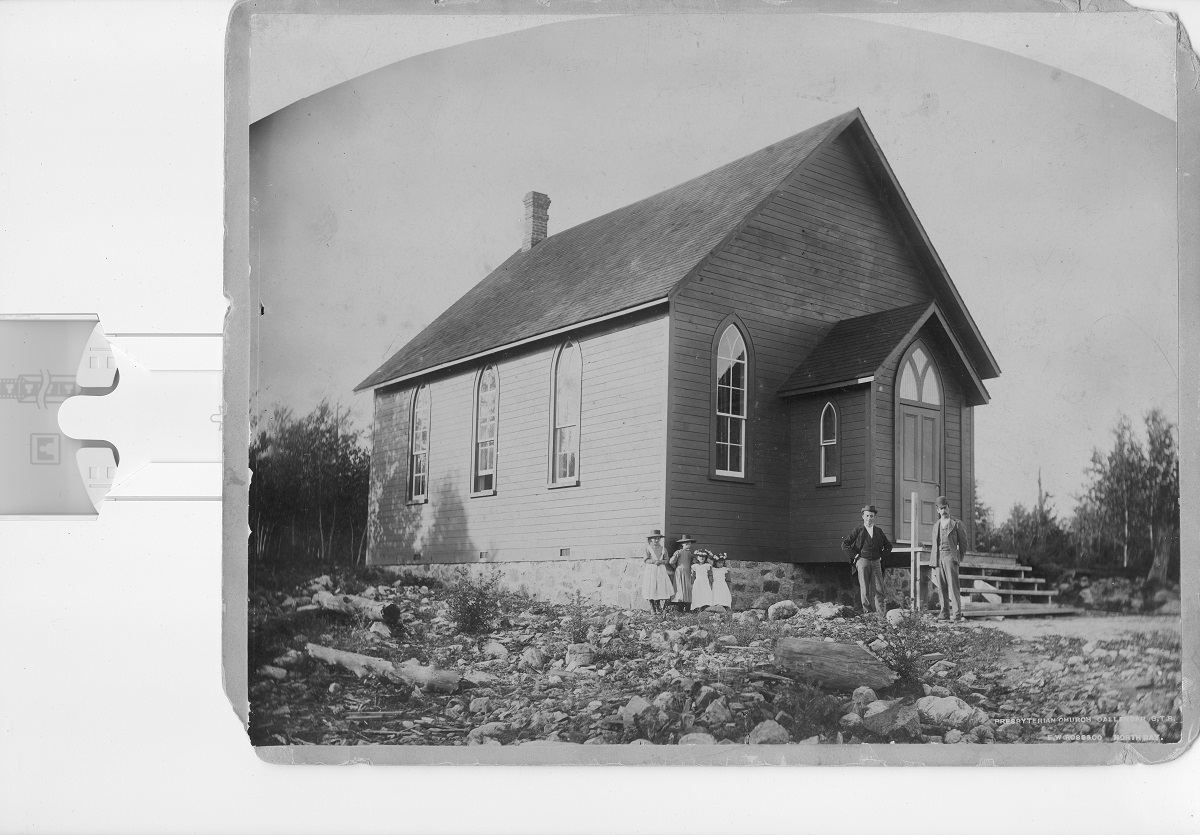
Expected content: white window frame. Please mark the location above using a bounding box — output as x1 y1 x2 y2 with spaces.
715 324 747 477
407 384 431 504
471 365 499 496
819 401 838 484
548 340 582 487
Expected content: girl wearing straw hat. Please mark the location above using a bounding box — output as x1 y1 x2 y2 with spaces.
641 530 674 615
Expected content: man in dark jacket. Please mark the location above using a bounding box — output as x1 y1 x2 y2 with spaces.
930 495 970 622
842 505 892 619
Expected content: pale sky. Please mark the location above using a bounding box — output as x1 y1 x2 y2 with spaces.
250 12 1178 520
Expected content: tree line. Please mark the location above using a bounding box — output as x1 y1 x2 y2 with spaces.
974 408 1179 580
249 401 371 566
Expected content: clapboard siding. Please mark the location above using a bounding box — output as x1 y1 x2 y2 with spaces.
667 132 934 562
368 312 668 564
789 389 870 561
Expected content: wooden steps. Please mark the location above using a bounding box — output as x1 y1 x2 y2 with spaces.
915 551 1061 608
959 603 1081 619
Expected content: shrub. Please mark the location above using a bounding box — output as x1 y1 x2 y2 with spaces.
872 611 944 691
565 591 589 644
446 570 502 634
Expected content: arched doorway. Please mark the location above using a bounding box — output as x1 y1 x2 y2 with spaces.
895 340 943 543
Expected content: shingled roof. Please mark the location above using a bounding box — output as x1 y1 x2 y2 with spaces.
776 303 931 396
354 111 857 391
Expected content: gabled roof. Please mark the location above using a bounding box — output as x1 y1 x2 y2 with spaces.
776 303 930 396
777 301 991 406
357 109 999 392
355 112 853 391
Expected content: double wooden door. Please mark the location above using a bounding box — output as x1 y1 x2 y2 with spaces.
898 404 941 543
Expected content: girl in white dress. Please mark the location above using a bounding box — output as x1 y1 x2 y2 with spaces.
690 551 714 611
710 555 732 609
640 530 674 615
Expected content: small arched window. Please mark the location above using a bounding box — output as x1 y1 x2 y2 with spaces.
820 401 838 484
715 324 748 477
550 340 582 485
898 343 941 406
473 365 498 494
408 384 431 502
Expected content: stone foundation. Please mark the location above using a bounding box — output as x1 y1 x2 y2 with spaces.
387 557 915 612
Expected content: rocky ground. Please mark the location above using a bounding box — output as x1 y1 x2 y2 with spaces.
248 566 1183 747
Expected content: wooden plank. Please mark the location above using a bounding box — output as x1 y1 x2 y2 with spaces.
775 638 899 691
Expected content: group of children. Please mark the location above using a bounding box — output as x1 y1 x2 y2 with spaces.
641 529 733 615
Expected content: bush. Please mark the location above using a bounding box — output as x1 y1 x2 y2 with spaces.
872 612 943 691
446 570 502 634
565 591 589 644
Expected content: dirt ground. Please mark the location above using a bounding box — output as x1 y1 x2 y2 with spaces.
964 614 1181 642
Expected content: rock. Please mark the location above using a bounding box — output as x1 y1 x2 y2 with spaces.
620 695 652 723
604 611 629 627
813 601 857 619
687 629 711 648
566 643 595 667
957 671 978 686
929 659 956 672
693 686 719 712
1114 716 1160 742
271 649 304 669
482 640 510 660
648 631 670 650
328 682 342 695
258 665 287 681
715 635 740 647
920 652 946 663
703 697 733 726
915 696 977 731
885 609 906 628
601 624 619 638
368 621 392 638
852 686 878 705
469 697 492 714
309 574 332 591
678 732 717 745
943 729 964 744
361 586 378 600
839 713 863 731
462 670 499 687
863 699 895 719
466 721 509 745
971 725 995 743
929 685 952 698
767 600 800 621
734 610 763 625
519 646 547 671
797 735 821 745
653 691 683 712
751 593 780 610
868 638 889 652
707 605 728 615
862 702 921 740
584 736 607 745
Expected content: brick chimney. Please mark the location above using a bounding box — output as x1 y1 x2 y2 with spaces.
522 191 551 252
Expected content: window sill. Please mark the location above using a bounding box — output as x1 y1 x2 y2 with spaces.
816 479 841 488
547 479 579 489
469 489 496 498
406 497 428 506
709 471 752 484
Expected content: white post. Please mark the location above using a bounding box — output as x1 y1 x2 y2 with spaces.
910 492 920 612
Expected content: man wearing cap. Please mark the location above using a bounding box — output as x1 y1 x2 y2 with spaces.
931 496 970 622
842 506 892 619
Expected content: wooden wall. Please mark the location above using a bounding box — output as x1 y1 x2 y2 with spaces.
667 131 934 562
368 311 668 565
788 388 869 561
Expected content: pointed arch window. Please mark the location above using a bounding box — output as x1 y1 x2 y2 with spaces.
898 343 941 407
408 384 431 503
472 365 498 495
820 401 839 484
549 340 581 486
715 323 748 477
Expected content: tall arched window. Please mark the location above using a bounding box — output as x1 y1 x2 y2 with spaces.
472 365 498 494
820 401 838 484
408 384 431 502
550 340 581 486
715 323 748 477
898 343 941 406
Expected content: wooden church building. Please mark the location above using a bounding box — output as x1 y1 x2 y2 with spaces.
356 109 999 583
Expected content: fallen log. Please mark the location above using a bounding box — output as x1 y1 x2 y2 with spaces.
305 643 460 693
774 637 899 691
312 590 402 625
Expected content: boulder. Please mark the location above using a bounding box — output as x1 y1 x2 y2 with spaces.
518 646 547 671
734 610 763 625
466 721 509 745
368 621 392 638
797 735 821 745
862 702 921 740
813 601 857 619
748 720 791 744
686 629 711 648
715 635 740 647
852 686 877 712
693 686 719 712
653 691 683 712
469 696 491 714
601 624 619 638
751 593 780 610
481 640 510 660
863 699 895 719
619 695 652 723
943 729 964 744
767 600 800 621
678 732 717 745
566 643 595 667
462 670 499 688
885 609 906 628
703 697 734 726
839 713 864 731
915 696 977 731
